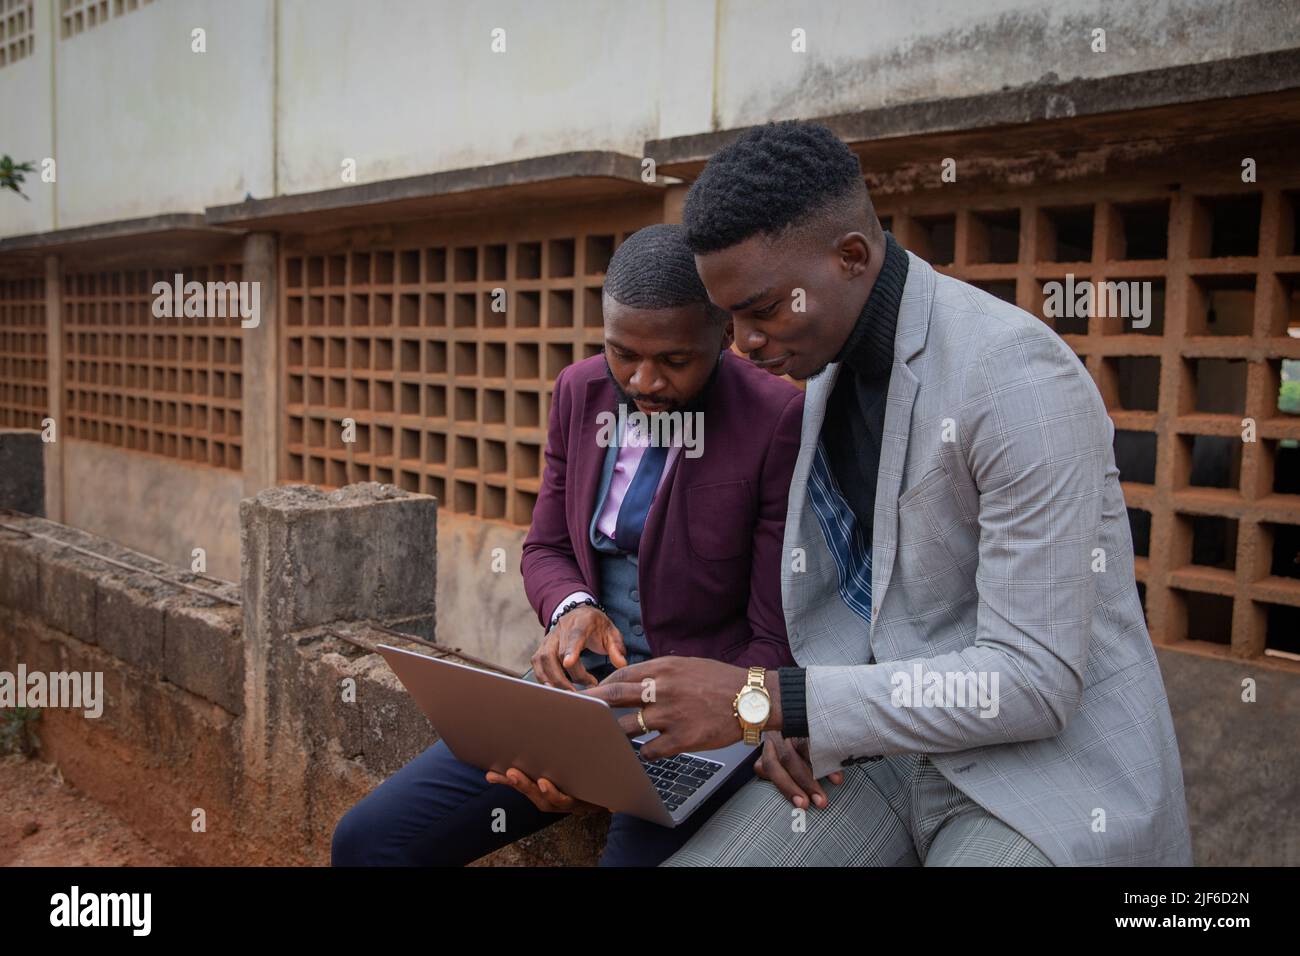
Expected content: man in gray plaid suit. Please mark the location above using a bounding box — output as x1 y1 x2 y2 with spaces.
589 121 1192 866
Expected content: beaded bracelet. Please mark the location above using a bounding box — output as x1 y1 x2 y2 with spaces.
549 596 606 633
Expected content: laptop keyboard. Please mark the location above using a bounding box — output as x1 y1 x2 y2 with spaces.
634 746 724 813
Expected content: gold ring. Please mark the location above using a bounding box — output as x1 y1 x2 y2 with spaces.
636 708 649 734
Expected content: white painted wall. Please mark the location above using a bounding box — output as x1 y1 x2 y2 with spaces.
0 0 1295 238
0 0 274 237
0 0 55 236
53 0 275 228
275 0 667 195
711 0 1300 128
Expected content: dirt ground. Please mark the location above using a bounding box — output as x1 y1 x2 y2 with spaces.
0 754 177 866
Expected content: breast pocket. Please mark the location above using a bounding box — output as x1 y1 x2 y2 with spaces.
895 466 979 605
685 480 753 561
898 465 950 510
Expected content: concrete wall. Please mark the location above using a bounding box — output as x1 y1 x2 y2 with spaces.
711 0 1300 128
4 0 1297 237
0 489 602 865
274 0 666 195
54 0 276 228
60 439 246 582
1157 647 1300 866
0 0 55 236
434 513 537 675
0 0 275 235
2 506 1297 865
0 515 248 863
0 430 46 517
50 438 536 669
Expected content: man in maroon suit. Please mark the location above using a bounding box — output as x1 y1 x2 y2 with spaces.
332 223 801 866
520 243 802 686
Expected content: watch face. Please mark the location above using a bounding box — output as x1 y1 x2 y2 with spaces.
737 688 770 724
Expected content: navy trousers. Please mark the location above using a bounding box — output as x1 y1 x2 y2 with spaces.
331 736 755 867
331 664 755 866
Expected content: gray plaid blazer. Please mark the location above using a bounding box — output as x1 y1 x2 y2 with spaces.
784 252 1193 866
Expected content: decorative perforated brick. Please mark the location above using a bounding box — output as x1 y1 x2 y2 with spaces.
281 205 657 526
0 276 46 428
62 264 244 470
879 182 1300 659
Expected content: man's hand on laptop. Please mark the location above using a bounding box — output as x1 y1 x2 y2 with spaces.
585 657 781 761
587 660 842 811
755 736 843 810
485 768 611 815
533 606 628 690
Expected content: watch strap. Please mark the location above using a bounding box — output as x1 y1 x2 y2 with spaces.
737 667 769 746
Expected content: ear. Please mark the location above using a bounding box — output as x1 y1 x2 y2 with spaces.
838 231 873 278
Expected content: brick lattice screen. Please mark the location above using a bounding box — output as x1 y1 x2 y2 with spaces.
0 275 47 429
0 0 35 67
877 181 1300 660
282 206 659 527
1 179 1294 662
59 0 153 39
62 265 245 469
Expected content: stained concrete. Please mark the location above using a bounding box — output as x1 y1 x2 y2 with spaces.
52 439 537 669
0 495 521 865
0 430 45 517
434 513 540 675
61 438 245 582
239 481 436 635
1157 647 1300 866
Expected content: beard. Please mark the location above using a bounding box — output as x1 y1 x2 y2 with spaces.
602 351 724 416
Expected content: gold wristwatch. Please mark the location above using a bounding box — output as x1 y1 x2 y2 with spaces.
732 666 772 746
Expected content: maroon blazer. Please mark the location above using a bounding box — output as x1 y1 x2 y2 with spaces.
521 351 803 669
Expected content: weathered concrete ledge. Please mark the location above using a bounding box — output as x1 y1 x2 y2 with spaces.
206 151 661 233
645 48 1300 175
0 482 607 865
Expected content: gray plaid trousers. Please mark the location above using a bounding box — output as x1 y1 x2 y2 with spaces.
664 753 1052 867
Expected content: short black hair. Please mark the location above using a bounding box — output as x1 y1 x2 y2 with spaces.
683 120 881 255
603 223 726 323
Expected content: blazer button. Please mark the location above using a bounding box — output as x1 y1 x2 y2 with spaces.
631 624 644 637
630 588 640 603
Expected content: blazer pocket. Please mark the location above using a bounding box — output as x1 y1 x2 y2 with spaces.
686 480 753 561
897 465 950 510
895 463 978 602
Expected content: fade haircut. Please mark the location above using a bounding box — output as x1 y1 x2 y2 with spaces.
603 223 727 324
682 120 882 255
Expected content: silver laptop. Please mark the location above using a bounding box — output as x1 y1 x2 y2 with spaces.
377 644 758 827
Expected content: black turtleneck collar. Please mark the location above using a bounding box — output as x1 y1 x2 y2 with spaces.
832 231 908 381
